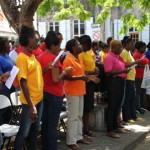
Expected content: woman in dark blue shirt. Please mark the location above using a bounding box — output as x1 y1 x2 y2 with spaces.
0 37 15 125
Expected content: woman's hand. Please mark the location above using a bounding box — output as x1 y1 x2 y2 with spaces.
80 75 89 82
122 67 131 74
29 105 37 122
94 67 99 75
0 72 10 82
63 66 74 74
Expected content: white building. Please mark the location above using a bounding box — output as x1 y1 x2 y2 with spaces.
0 6 17 40
38 16 150 49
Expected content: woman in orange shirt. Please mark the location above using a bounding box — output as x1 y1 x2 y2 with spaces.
63 39 89 150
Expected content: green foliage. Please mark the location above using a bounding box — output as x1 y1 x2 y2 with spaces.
137 0 150 9
135 12 150 31
37 0 64 16
121 0 134 9
37 0 150 34
96 8 110 24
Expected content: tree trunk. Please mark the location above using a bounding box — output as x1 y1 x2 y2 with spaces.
0 0 43 35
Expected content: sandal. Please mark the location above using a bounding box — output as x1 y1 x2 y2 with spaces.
106 132 120 139
77 138 90 145
84 130 96 137
68 144 81 150
83 135 92 142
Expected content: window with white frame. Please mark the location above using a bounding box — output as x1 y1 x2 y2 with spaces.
129 27 139 43
49 22 59 32
73 20 85 37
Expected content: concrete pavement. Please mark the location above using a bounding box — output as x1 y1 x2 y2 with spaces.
56 111 150 150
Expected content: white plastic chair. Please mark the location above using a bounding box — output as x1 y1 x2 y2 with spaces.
10 91 21 106
59 111 68 134
10 91 22 125
0 95 19 149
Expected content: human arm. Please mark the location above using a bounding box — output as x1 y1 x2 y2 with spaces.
52 66 73 83
20 78 37 122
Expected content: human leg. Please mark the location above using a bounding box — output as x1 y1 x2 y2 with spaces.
43 93 63 150
14 104 32 150
27 101 43 150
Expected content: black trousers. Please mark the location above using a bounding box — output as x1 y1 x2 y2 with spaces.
106 77 125 132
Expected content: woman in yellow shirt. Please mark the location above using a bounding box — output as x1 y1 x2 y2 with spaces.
79 35 99 137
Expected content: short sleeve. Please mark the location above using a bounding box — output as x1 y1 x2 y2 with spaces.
63 58 73 75
16 54 28 80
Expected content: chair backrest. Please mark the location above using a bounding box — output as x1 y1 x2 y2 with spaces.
0 95 11 109
10 91 21 106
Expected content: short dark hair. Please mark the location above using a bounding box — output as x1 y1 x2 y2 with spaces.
107 37 113 45
0 37 8 53
65 39 78 54
79 35 91 50
99 41 103 47
56 32 62 36
147 42 150 49
91 40 98 47
135 41 146 50
19 26 35 47
122 36 133 45
102 43 109 49
45 31 60 49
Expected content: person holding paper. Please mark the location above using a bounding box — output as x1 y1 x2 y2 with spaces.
63 39 90 150
0 72 10 147
120 36 142 124
104 40 131 139
133 41 149 114
14 26 43 150
38 31 72 150
0 37 15 125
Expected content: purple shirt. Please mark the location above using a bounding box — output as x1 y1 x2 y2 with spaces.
104 51 126 78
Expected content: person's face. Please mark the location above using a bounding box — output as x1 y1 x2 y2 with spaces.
75 41 83 54
53 44 61 55
28 33 39 50
92 44 99 52
103 47 109 53
113 44 123 55
5 41 10 53
127 41 134 51
140 45 146 53
57 34 63 43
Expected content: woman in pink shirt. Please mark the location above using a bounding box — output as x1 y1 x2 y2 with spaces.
104 40 130 139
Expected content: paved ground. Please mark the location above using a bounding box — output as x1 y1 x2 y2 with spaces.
3 111 150 150
37 111 150 150
134 132 150 150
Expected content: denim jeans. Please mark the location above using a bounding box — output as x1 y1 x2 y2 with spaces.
41 92 63 150
0 130 2 146
135 78 146 109
14 101 43 150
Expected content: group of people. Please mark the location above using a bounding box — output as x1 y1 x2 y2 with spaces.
0 25 150 150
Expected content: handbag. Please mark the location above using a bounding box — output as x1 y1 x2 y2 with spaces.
141 65 150 88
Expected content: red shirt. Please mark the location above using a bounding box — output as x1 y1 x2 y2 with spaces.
37 51 63 96
17 45 43 57
39 42 46 52
133 51 149 78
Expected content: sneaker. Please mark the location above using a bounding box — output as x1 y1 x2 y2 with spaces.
135 117 143 121
128 119 135 123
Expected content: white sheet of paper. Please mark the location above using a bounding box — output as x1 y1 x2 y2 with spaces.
128 64 137 69
5 66 19 89
51 50 65 66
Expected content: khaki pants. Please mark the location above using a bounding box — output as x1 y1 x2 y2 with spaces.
66 95 83 145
